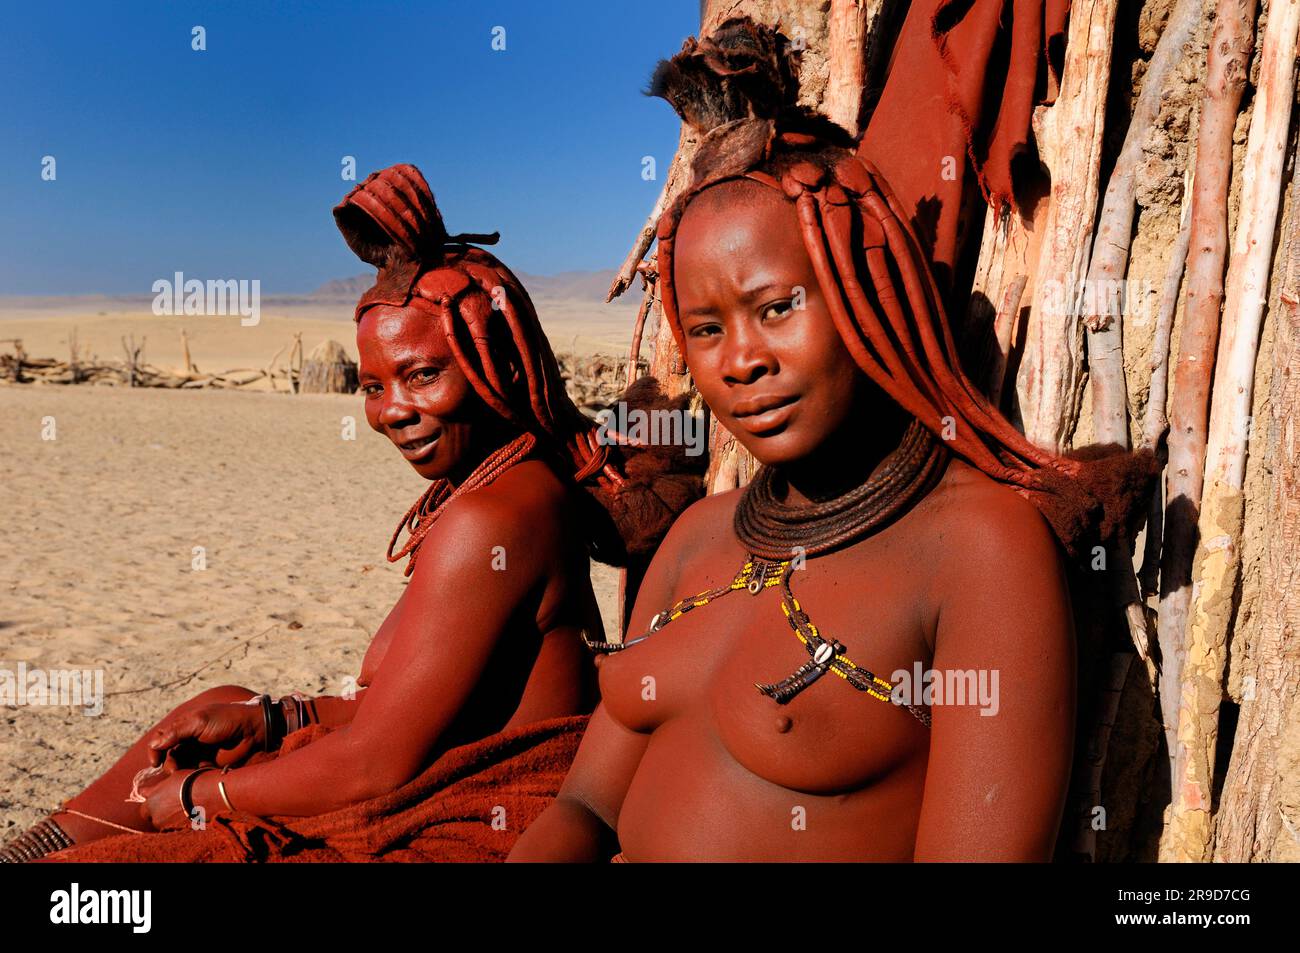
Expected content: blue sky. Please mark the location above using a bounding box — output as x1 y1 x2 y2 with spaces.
0 0 700 294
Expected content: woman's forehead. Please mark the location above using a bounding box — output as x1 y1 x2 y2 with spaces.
357 305 447 351
674 184 809 281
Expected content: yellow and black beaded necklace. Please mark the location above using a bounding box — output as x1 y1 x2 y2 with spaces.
584 419 947 728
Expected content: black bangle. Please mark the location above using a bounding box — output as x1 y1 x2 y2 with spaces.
259 694 275 752
179 767 216 821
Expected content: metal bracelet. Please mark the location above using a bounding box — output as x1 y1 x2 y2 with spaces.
259 693 275 752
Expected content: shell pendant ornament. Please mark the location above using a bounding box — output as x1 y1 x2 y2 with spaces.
748 558 847 705
754 635 850 704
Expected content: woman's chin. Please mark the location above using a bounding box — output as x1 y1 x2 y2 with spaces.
733 430 816 469
409 455 455 481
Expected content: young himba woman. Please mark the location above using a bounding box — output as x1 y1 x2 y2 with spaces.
510 20 1154 863
1 164 698 863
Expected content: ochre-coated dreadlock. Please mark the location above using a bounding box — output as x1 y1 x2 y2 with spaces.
650 18 1156 558
335 164 703 567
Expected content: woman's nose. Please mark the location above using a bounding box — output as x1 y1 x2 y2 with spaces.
721 320 777 385
377 386 419 428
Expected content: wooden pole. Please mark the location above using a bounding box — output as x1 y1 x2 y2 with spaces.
1017 0 1119 452
986 275 1028 410
1156 0 1258 782
180 328 195 375
67 327 81 384
264 342 288 393
1163 0 1300 863
1082 0 1202 449
1211 130 1300 861
1138 167 1195 599
291 332 303 394
824 0 870 136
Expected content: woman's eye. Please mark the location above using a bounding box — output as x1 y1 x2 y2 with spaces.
687 322 722 338
761 300 794 321
412 367 439 383
362 383 382 397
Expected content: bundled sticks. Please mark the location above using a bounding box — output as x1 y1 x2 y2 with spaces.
0 336 638 410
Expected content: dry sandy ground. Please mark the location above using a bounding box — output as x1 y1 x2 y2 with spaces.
0 344 624 838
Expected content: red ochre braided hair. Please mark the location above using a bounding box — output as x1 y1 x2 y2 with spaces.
650 18 1157 558
335 164 703 568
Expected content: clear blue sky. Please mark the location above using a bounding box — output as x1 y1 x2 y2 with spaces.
0 0 701 295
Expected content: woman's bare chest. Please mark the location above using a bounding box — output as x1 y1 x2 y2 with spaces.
600 550 934 792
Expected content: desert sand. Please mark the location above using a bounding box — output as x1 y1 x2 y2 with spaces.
0 299 633 838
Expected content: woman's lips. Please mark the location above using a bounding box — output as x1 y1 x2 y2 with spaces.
731 395 799 434
396 432 441 461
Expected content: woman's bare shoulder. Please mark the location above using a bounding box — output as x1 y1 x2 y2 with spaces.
656 486 743 555
914 460 1073 665
423 460 571 561
917 458 1063 570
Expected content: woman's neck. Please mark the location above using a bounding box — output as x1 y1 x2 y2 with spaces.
445 418 525 489
776 399 911 507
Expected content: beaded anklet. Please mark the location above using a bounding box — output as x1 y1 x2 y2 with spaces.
0 816 75 863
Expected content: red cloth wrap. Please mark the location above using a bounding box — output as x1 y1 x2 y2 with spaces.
861 0 1071 293
48 715 588 863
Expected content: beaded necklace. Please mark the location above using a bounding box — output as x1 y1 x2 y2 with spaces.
387 431 538 577
584 419 946 728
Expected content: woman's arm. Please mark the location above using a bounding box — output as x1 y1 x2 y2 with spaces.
150 586 412 757
169 490 555 820
507 701 648 861
509 492 728 861
911 491 1076 861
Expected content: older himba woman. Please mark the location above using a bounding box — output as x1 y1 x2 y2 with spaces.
2 165 699 863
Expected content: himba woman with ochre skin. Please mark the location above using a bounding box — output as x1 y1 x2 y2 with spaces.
510 20 1155 863
1 165 699 863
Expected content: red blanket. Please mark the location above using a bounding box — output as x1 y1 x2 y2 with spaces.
48 715 588 863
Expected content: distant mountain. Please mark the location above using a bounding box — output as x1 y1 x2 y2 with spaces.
310 269 623 302
311 273 377 298
513 271 621 301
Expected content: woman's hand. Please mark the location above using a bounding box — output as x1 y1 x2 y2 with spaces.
147 702 266 770
137 769 195 831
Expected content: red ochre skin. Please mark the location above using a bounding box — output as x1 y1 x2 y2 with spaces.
52 304 601 841
509 181 1076 862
